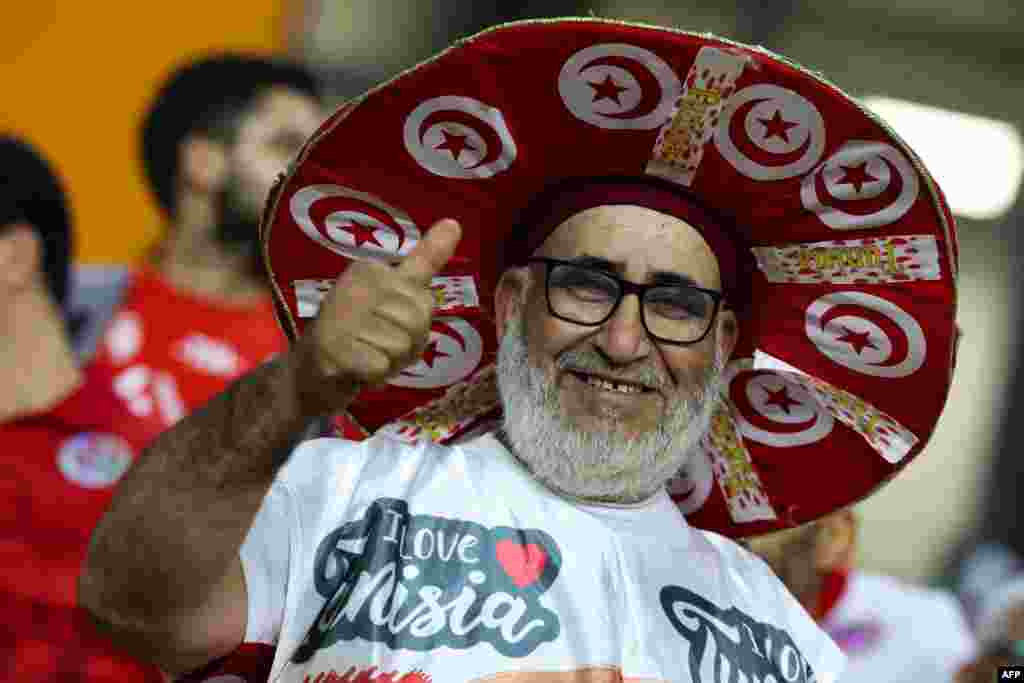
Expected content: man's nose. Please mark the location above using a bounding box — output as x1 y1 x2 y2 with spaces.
594 294 651 364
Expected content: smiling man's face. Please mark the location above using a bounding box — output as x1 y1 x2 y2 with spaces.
494 204 738 503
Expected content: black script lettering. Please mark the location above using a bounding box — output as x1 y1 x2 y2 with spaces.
660 584 816 683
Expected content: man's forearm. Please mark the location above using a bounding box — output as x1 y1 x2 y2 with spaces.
80 347 354 628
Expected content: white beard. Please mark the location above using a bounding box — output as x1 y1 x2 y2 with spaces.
496 311 725 504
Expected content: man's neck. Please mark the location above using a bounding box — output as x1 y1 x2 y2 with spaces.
157 222 267 307
0 291 81 423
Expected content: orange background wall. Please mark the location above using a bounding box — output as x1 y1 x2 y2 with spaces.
2 2 291 264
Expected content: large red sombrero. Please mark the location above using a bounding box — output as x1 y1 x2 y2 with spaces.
261 18 959 538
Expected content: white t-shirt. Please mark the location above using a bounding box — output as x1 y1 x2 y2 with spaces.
241 433 845 683
823 571 975 683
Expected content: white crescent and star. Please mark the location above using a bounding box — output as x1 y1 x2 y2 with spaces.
801 140 920 230
558 43 681 130
724 359 834 447
388 317 484 390
290 184 421 262
805 291 926 377
403 96 517 178
714 84 826 180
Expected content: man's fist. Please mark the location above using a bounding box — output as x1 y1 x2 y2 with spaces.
294 219 462 412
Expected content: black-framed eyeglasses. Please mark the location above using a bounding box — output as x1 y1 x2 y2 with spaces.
526 257 724 345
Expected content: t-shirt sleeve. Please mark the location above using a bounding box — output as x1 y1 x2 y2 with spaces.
239 481 296 645
764 566 847 683
727 541 846 683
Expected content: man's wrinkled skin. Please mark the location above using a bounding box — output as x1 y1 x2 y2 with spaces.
494 205 735 504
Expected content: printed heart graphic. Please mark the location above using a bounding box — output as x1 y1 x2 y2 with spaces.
495 539 548 588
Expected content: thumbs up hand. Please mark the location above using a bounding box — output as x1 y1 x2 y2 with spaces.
293 219 463 411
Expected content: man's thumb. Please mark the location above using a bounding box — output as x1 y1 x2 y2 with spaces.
397 219 462 283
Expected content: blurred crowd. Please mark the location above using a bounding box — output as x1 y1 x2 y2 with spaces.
2 15 1022 683
2 53 326 681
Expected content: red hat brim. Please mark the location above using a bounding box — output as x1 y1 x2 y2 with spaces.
262 18 959 538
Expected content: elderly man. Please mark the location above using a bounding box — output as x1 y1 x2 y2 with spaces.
81 18 958 683
87 192 823 682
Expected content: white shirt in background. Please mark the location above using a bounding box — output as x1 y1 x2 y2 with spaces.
823 571 975 683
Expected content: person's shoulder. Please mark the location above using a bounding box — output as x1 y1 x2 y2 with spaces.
694 527 777 579
280 434 397 475
269 434 480 527
685 527 796 605
690 527 848 677
277 433 456 489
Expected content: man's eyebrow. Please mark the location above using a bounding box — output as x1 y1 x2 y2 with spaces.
568 255 620 272
649 270 700 288
567 254 701 288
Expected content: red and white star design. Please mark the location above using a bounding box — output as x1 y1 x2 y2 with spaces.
758 109 799 143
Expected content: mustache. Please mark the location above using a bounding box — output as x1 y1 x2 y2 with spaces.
555 348 668 390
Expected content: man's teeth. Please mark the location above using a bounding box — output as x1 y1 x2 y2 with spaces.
583 375 645 394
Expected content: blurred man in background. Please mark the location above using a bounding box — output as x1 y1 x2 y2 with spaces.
945 474 1024 675
944 203 1024 673
83 54 324 429
745 509 977 682
0 135 164 681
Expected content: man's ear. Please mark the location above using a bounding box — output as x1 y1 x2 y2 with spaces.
493 267 528 339
814 508 857 572
716 307 739 361
0 223 43 291
180 134 228 196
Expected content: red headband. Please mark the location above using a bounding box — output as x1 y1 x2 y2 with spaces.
504 176 747 303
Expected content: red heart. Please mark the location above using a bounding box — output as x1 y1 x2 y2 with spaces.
495 540 548 588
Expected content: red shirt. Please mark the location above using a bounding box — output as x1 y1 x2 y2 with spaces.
72 269 359 681
0 364 165 682
90 268 287 429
